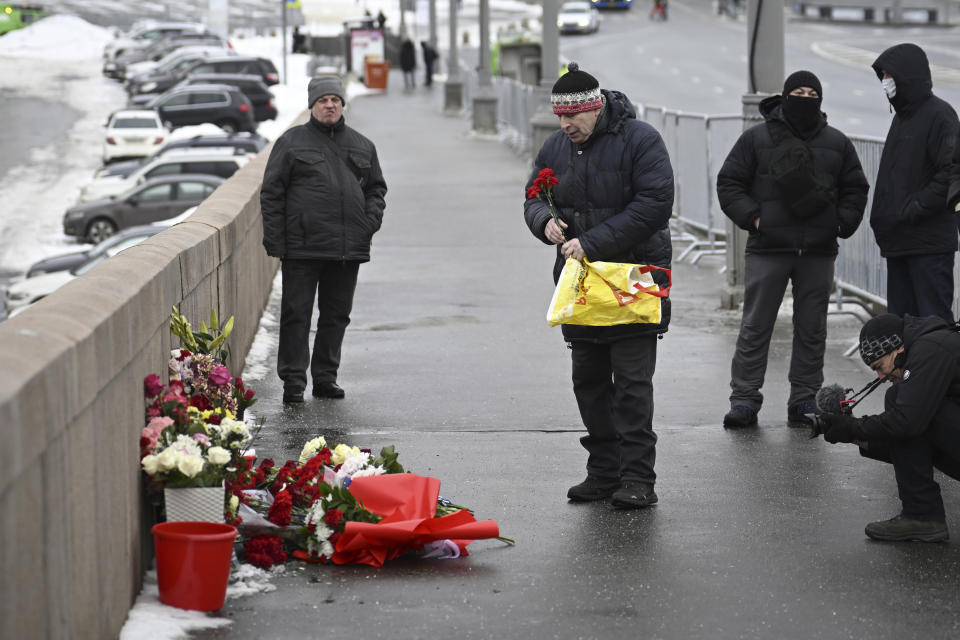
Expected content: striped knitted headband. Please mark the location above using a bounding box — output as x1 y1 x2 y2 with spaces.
551 62 602 115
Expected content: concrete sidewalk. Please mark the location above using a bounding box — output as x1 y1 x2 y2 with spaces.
198 71 960 639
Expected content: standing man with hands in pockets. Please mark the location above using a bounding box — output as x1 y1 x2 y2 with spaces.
523 63 674 509
717 70 869 429
260 76 387 404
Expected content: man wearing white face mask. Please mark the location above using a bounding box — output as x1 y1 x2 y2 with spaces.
870 43 960 324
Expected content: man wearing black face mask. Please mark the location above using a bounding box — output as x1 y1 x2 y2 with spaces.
717 70 869 429
870 43 960 325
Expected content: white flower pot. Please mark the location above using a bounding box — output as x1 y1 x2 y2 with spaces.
163 484 225 523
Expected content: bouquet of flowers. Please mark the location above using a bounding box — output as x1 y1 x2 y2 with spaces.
526 167 564 240
227 437 510 568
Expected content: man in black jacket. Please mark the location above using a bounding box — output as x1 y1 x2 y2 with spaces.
870 43 959 324
524 63 674 509
717 70 869 429
819 314 960 542
260 76 387 403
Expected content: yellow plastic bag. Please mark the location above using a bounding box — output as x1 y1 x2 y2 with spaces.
546 258 671 327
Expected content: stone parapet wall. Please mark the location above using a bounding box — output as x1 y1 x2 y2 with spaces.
0 150 277 639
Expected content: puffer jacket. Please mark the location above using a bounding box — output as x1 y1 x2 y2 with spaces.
716 95 868 255
260 115 387 261
851 315 960 440
870 43 959 257
524 89 674 341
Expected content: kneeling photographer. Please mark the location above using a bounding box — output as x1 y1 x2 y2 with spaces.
817 313 960 542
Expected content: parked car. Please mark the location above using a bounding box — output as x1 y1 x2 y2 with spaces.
145 84 257 134
26 225 168 278
78 150 246 202
183 55 279 86
125 47 237 95
176 74 276 121
128 55 279 99
6 227 162 315
94 132 267 178
64 174 225 242
103 22 206 69
558 1 601 33
123 45 232 85
101 109 167 163
107 34 228 80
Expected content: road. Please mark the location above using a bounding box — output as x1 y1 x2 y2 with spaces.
561 0 960 138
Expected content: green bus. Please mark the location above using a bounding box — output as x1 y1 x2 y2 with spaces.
0 3 48 36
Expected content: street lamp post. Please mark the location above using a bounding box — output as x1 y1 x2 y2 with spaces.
529 0 560 157
472 0 497 133
722 0 784 308
444 0 463 113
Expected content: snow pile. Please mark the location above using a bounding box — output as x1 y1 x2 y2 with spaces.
119 563 280 640
0 14 113 60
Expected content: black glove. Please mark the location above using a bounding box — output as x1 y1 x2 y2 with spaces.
820 412 861 444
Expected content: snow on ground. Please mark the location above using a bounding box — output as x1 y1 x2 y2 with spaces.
0 14 113 59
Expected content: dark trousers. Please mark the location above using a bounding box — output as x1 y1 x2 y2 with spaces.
859 386 960 520
424 61 434 86
570 335 658 484
729 253 834 410
886 253 955 324
278 259 360 392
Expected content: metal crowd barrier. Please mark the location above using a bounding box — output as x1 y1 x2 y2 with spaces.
466 71 960 319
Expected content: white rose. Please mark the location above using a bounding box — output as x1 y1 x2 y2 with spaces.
299 436 327 463
156 447 178 472
206 446 231 465
177 453 204 478
141 454 160 476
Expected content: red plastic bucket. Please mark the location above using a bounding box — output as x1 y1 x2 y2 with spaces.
152 521 238 611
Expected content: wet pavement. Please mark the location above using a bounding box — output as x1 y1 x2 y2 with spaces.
197 72 960 639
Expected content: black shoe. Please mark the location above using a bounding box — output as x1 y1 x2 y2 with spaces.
610 481 658 509
787 400 817 428
312 381 345 399
283 389 304 403
865 514 949 542
723 405 758 428
567 476 620 502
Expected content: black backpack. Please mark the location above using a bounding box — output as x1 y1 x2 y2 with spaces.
766 121 837 219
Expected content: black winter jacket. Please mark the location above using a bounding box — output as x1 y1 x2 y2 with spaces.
870 43 959 257
849 315 960 440
716 95 868 255
260 115 387 261
524 89 674 341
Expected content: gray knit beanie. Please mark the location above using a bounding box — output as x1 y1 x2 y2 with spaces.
308 75 345 108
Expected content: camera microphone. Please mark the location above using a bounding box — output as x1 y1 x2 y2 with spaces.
815 383 848 415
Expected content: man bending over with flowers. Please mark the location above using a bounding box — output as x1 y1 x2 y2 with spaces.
523 63 674 508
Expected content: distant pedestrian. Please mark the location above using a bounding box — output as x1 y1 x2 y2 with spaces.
259 76 388 403
400 37 416 90
523 63 674 509
817 313 960 543
376 10 387 31
420 40 438 87
292 26 306 54
650 0 667 20
716 70 869 429
870 43 959 324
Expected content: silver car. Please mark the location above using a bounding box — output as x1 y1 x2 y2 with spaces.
558 1 601 34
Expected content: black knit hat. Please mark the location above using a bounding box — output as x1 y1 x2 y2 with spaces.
551 62 602 115
782 70 823 99
859 313 904 365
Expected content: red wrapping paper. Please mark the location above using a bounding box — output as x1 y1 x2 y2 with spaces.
331 474 500 567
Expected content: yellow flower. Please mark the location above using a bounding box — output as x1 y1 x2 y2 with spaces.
331 444 360 466
299 436 328 464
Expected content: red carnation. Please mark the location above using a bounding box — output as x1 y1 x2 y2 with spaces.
267 489 293 526
189 395 212 411
144 374 164 398
207 414 222 425
526 184 541 199
259 459 275 473
324 508 344 529
243 534 287 569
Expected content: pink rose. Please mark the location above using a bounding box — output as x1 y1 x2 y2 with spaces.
209 365 231 386
192 433 211 447
141 416 173 450
144 374 164 398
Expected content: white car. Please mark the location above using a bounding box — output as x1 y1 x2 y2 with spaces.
558 1 601 34
102 109 168 163
78 150 249 203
